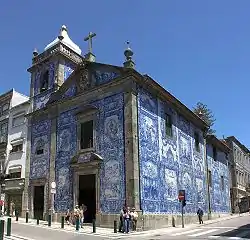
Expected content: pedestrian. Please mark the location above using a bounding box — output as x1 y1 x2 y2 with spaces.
65 209 70 225
79 204 87 228
123 207 131 233
10 201 15 217
118 206 127 233
130 207 138 231
197 207 204 224
74 205 80 226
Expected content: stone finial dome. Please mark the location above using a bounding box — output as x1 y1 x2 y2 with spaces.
44 25 82 55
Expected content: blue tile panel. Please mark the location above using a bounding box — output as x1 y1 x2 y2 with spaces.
138 87 207 214
54 93 125 213
33 88 54 111
207 144 230 213
64 61 75 80
93 71 120 85
30 120 51 179
61 68 119 100
55 109 77 212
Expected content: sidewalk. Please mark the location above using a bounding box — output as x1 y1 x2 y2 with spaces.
1 213 249 239
2 217 128 239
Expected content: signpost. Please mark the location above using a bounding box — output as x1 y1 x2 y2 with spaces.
50 182 56 213
178 190 186 228
48 182 56 226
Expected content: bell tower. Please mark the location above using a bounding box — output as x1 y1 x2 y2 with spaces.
27 25 83 112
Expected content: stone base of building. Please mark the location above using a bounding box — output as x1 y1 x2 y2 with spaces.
20 211 230 230
139 213 231 230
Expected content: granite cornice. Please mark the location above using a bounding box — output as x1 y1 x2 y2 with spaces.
0 89 13 102
122 77 138 95
28 109 50 124
133 73 208 132
206 134 231 153
47 105 59 120
226 136 250 154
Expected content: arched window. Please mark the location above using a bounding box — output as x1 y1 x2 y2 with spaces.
35 138 45 155
40 70 49 92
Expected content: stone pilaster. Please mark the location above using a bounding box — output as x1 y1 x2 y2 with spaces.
124 89 140 210
22 118 32 217
48 109 57 217
57 58 65 87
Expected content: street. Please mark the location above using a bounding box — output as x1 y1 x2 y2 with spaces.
140 214 250 240
9 222 110 240
2 214 250 240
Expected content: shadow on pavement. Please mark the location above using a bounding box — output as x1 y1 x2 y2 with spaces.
214 224 250 239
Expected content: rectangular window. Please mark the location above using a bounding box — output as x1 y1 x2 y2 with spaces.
2 103 9 116
221 176 224 190
165 113 172 137
208 170 212 187
11 144 23 153
80 120 94 149
194 132 200 152
12 115 24 127
9 171 21 179
213 146 217 161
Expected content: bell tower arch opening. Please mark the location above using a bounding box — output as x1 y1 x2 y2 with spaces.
27 25 83 112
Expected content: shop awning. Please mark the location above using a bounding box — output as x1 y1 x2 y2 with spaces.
8 165 21 173
10 138 24 146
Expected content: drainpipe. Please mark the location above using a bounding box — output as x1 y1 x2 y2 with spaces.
204 133 211 220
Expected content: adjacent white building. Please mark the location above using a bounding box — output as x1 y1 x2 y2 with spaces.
0 89 29 214
226 136 250 213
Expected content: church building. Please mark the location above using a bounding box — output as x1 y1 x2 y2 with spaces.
23 25 231 229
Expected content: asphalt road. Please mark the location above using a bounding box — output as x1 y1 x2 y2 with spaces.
5 215 250 240
141 214 250 240
10 223 112 240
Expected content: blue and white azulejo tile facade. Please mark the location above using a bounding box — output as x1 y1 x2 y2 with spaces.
138 87 207 214
30 120 51 179
54 92 125 213
55 108 77 212
207 144 230 213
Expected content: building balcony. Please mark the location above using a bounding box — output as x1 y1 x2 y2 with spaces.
3 178 25 192
0 138 7 152
246 183 250 193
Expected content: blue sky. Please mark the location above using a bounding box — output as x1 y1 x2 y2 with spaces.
1 1 249 148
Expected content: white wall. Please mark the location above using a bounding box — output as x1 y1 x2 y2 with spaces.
232 142 250 192
11 90 29 108
6 94 29 178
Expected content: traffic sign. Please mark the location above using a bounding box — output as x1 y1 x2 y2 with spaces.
178 189 185 201
50 189 56 194
51 182 56 189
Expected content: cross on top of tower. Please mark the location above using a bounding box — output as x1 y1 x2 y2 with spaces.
84 32 96 54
